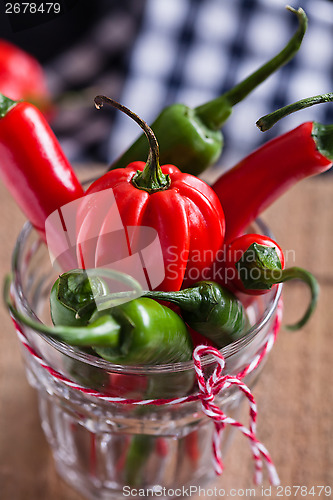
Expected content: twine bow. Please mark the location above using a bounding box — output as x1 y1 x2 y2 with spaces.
193 345 280 485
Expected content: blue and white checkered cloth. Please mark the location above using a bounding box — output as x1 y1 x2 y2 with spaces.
45 0 333 173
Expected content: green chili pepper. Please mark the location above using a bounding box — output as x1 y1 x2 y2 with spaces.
144 281 248 347
50 268 143 327
5 270 193 365
109 6 307 175
51 270 193 365
6 276 123 347
91 297 193 365
124 434 155 486
50 269 109 327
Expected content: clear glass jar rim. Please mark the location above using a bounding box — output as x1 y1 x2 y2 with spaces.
11 221 282 374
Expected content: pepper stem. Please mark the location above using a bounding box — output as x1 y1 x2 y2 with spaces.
4 274 122 347
311 122 333 162
277 267 319 331
236 245 319 330
246 265 319 330
77 290 140 320
94 95 170 193
194 6 307 130
256 93 333 131
143 287 203 313
0 94 18 118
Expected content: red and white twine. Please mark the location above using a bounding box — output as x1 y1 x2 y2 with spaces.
12 300 283 486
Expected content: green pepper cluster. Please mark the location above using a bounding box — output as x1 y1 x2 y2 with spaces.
48 270 249 365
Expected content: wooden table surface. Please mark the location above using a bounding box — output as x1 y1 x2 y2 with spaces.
0 172 332 499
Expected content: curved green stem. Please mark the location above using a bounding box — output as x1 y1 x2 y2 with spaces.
4 274 122 347
94 95 170 192
143 287 203 312
256 93 333 131
195 6 307 130
277 267 319 331
74 267 143 319
83 268 143 307
77 290 140 320
247 266 319 330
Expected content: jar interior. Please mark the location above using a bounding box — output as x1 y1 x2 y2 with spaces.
12 221 281 380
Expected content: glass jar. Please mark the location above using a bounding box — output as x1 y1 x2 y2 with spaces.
9 221 281 500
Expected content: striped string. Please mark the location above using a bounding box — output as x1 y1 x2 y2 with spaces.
11 299 283 485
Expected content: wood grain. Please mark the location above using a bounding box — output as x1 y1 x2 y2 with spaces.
0 175 332 499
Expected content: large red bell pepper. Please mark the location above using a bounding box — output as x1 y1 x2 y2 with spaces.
0 94 84 238
77 96 225 291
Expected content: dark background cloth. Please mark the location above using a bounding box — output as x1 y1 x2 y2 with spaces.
0 0 137 62
1 0 333 171
0 0 146 162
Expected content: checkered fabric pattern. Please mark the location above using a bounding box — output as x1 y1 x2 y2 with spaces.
46 0 333 173
45 0 146 162
109 0 333 175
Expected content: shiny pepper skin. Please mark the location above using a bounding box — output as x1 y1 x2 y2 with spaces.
77 161 225 291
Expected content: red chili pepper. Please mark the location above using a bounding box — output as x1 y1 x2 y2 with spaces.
184 431 200 465
0 40 51 114
107 373 148 397
220 233 319 330
0 94 84 238
187 324 217 349
77 96 225 291
115 437 131 473
213 121 333 244
162 303 217 348
222 233 284 295
155 437 169 457
213 92 333 244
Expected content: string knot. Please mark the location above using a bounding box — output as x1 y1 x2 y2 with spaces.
192 345 280 485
